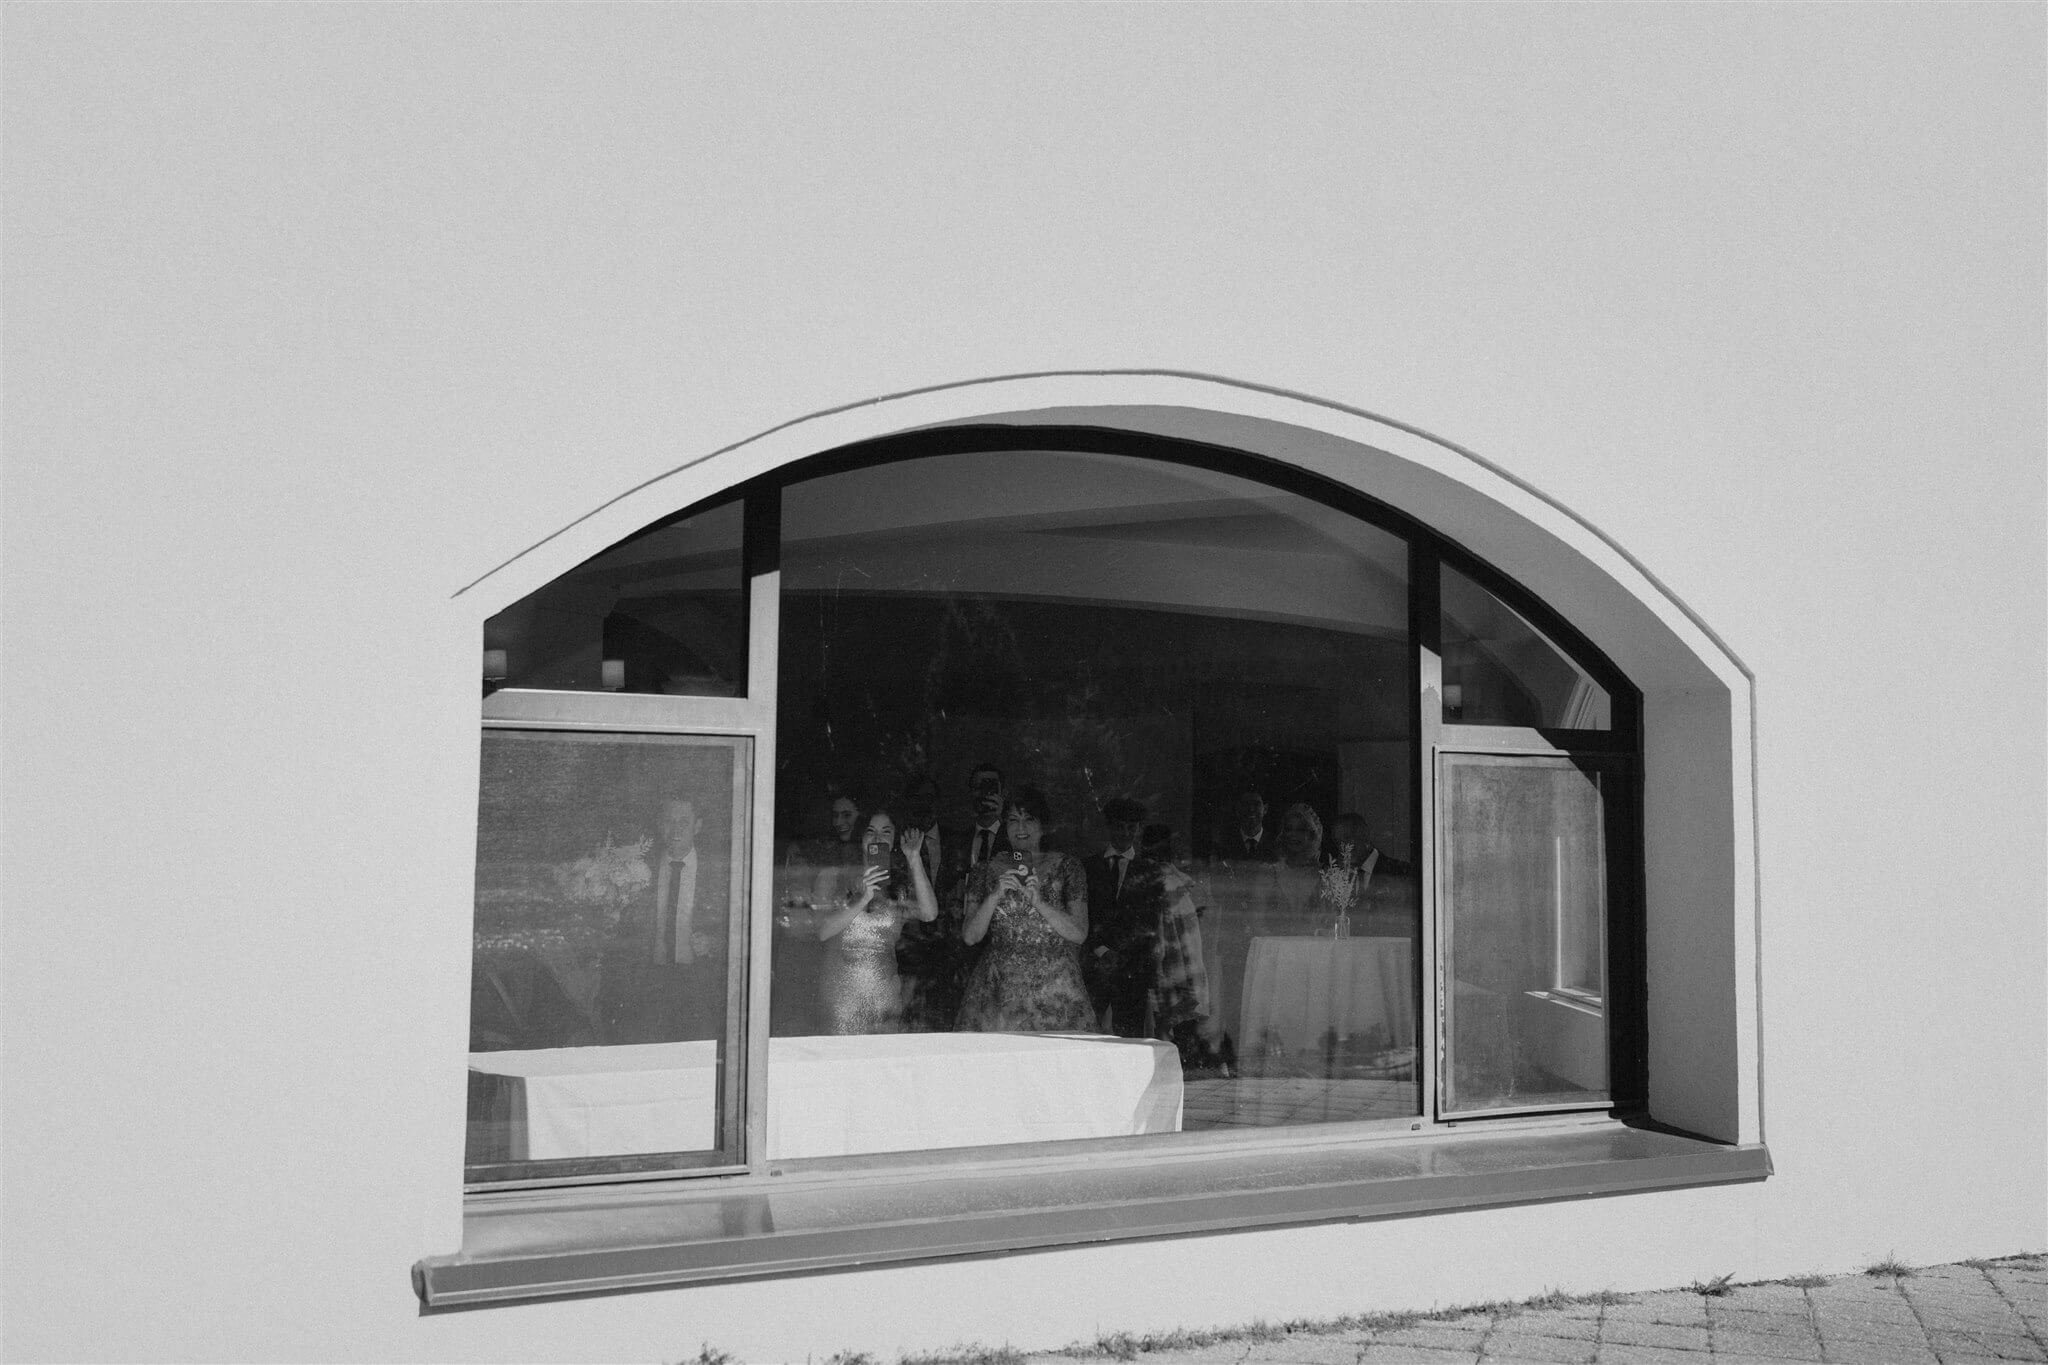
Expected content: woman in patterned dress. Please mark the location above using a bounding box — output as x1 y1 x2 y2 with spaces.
956 785 1095 1033
814 810 937 1034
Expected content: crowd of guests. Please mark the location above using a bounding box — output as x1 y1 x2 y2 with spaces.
775 763 1413 1070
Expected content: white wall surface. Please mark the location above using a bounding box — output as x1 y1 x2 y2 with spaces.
4 5 2042 1362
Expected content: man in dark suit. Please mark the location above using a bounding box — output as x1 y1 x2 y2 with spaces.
1219 787 1278 863
900 762 1010 1031
598 792 730 1044
1082 797 1162 1038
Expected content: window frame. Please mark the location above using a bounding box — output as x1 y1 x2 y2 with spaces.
422 425 1754 1304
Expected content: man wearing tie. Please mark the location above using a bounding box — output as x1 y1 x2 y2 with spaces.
1082 797 1161 1038
598 793 728 1044
902 762 1010 1032
963 764 1008 873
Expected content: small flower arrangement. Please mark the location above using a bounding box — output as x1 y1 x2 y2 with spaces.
1318 843 1361 937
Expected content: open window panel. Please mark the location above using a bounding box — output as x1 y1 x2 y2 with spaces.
1436 749 1635 1120
465 727 754 1186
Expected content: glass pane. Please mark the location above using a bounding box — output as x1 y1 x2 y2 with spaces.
769 448 1418 1157
1441 564 1610 728
466 729 747 1178
483 498 745 697
1440 753 1611 1115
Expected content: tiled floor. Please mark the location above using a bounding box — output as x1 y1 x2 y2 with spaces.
1182 1077 1421 1129
1010 1255 2047 1365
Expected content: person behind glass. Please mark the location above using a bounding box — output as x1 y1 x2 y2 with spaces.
771 789 862 1035
1082 797 1160 1037
1326 810 1411 881
1142 822 1216 1066
957 784 1095 1032
1327 809 1414 933
597 792 727 1044
1214 787 1276 863
1260 802 1326 936
951 763 1012 882
813 808 938 1034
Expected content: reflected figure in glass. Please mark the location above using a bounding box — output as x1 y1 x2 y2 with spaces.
1142 823 1214 1064
596 793 729 1044
814 810 939 1034
957 785 1094 1033
1258 802 1327 938
1081 797 1162 1038
901 762 1009 1032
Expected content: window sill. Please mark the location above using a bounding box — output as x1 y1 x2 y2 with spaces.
414 1121 1770 1309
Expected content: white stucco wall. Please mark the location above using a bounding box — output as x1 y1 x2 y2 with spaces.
4 6 2042 1362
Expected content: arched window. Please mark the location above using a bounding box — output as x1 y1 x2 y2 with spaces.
425 394 1761 1305
464 424 1641 1175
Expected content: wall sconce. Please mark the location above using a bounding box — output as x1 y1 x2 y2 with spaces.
601 659 626 691
482 648 508 682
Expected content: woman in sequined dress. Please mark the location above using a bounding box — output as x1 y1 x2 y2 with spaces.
956 786 1094 1033
814 810 937 1034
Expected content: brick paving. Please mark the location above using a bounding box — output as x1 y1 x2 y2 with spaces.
1010 1255 2046 1365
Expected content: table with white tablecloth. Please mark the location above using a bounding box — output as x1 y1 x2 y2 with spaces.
1237 935 1416 1062
468 1031 1183 1163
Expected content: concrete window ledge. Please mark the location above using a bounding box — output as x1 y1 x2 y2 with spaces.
414 1122 1770 1309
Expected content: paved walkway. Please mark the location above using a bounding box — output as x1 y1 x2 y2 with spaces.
1008 1256 2046 1365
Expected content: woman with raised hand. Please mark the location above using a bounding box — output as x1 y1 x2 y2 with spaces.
814 808 938 1034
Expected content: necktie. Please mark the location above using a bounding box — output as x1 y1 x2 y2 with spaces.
1111 853 1127 898
975 829 991 864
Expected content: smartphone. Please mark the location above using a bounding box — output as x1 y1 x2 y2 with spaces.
863 837 892 880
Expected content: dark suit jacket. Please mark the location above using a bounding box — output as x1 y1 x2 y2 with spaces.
596 849 729 1044
940 821 1012 911
1081 851 1163 1004
1204 828 1278 864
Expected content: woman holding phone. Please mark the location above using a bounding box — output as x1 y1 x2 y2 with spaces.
814 808 938 1034
957 785 1094 1033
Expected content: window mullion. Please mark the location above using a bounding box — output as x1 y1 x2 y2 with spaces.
740 485 783 1176
1412 545 1444 1124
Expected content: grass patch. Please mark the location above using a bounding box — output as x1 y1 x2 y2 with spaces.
1781 1273 1831 1289
1688 1273 1736 1297
1036 1287 1625 1360
899 1348 1025 1365
675 1349 736 1365
1962 1252 2046 1271
1863 1254 1917 1278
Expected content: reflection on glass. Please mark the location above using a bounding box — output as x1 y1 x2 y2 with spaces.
483 498 745 697
465 730 745 1175
1441 564 1610 729
769 449 1420 1152
1440 754 1611 1115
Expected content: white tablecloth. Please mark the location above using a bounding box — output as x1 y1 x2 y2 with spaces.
1238 936 1415 1059
469 1031 1182 1163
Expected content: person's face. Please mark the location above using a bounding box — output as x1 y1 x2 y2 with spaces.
1237 792 1266 833
829 797 858 842
1004 806 1042 852
1280 811 1318 862
863 813 896 850
660 799 702 855
1331 818 1366 856
971 770 1004 821
1107 818 1142 854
